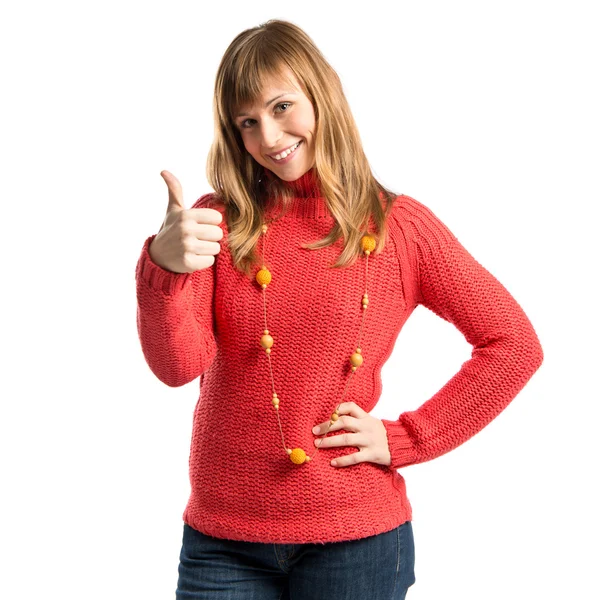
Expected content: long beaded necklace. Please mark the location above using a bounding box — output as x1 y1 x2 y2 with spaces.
255 192 377 465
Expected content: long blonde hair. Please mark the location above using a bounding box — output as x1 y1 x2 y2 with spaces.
205 19 399 277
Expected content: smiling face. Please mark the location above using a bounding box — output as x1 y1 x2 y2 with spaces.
234 68 316 182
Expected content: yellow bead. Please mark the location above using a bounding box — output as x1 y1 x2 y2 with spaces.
350 351 363 367
289 448 307 464
272 397 279 406
256 268 272 286
331 413 339 422
361 235 376 253
262 224 268 233
260 334 274 349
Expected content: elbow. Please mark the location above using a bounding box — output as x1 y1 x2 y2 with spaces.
502 311 545 377
474 325 544 382
156 372 199 388
143 359 201 388
532 334 544 372
142 343 217 388
521 317 544 374
150 361 211 388
506 327 545 380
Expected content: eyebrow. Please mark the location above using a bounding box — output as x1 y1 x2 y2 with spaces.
236 92 295 118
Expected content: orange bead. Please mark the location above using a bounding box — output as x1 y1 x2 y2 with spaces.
289 448 307 464
350 351 363 367
256 267 272 287
361 235 376 253
261 334 274 349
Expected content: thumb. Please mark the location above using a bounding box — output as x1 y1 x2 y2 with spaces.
160 170 185 212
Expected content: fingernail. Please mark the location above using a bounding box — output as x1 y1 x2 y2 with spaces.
312 426 319 434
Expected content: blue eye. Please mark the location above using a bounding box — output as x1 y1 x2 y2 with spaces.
240 102 292 129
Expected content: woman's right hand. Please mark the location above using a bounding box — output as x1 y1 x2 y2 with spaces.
148 170 224 273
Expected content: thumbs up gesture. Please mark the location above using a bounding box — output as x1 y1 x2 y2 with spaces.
148 170 224 274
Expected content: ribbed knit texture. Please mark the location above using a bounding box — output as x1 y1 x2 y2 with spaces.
135 167 544 544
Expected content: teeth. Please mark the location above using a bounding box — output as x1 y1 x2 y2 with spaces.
273 141 300 160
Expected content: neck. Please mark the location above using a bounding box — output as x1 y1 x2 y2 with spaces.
262 166 322 199
261 166 330 219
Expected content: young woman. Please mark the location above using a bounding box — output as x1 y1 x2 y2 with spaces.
135 19 544 600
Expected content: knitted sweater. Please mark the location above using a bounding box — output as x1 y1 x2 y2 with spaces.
135 167 544 544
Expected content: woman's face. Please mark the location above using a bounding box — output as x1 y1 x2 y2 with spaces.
234 68 316 182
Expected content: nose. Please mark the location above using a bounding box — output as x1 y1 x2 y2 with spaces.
259 118 282 150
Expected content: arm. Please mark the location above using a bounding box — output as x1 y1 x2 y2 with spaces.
134 194 220 387
381 195 544 469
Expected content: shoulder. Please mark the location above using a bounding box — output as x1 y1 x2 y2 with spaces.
390 194 458 248
191 192 225 213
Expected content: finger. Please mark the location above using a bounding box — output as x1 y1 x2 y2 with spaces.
189 206 223 226
191 222 224 243
160 170 185 211
330 450 363 467
184 253 217 271
338 401 367 417
312 421 338 435
314 432 361 449
312 419 340 435
192 239 222 257
314 415 362 436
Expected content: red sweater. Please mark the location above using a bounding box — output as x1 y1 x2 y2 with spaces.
135 167 544 544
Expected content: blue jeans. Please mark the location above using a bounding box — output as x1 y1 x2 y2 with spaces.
175 520 416 599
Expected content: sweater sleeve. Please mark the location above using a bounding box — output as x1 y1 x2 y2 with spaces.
134 193 221 387
380 195 544 469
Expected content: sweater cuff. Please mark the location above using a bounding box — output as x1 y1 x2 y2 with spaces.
380 419 418 469
136 235 193 296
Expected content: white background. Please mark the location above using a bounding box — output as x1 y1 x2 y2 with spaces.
1 1 597 598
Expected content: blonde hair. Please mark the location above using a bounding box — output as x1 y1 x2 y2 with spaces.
205 19 399 277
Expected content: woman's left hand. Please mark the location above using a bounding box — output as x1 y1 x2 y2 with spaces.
312 401 392 467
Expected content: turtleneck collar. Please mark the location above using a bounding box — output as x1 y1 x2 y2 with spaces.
261 166 330 219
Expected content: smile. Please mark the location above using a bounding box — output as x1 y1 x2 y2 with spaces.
269 141 302 163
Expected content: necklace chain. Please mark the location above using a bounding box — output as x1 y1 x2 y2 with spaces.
256 219 377 465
